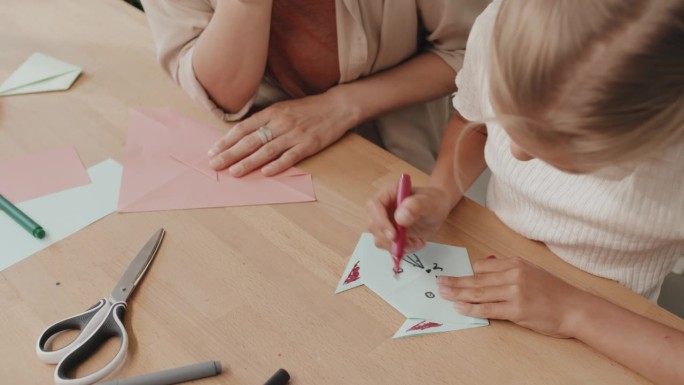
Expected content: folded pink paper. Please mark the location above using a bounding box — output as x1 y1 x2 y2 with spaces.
0 145 90 203
118 108 316 212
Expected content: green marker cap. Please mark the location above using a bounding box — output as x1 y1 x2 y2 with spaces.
33 227 46 239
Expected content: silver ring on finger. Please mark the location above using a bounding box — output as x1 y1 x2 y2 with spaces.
255 126 274 145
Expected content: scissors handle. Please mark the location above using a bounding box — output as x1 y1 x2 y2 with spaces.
54 302 128 385
37 299 110 364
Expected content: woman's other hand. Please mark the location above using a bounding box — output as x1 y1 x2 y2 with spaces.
208 90 359 176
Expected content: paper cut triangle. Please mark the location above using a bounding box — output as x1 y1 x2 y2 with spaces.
0 53 82 96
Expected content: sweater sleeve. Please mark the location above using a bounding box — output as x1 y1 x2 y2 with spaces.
141 0 254 121
451 0 501 123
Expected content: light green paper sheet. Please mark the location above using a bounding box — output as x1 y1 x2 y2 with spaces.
0 159 121 271
337 233 489 338
0 53 82 96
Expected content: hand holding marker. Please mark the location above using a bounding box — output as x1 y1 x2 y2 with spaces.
391 174 411 274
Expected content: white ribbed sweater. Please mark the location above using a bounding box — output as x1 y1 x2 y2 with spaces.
454 0 684 300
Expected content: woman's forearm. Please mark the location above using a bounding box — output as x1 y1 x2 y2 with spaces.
326 52 458 127
567 292 684 385
193 0 273 113
327 52 487 207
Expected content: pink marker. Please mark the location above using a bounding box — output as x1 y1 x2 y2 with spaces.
390 174 411 274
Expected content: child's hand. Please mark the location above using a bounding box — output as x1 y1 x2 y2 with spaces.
366 182 453 253
437 256 589 338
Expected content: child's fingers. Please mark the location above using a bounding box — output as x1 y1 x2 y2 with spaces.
439 283 514 304
437 271 507 289
366 183 399 250
471 255 526 274
453 300 515 320
394 195 423 227
404 237 426 253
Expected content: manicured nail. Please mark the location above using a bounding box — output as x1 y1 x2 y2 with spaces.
229 164 243 175
209 158 222 169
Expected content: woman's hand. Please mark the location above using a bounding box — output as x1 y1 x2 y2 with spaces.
208 91 359 177
366 182 455 253
438 256 590 338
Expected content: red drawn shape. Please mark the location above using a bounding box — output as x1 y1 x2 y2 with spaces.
407 320 442 332
344 261 361 284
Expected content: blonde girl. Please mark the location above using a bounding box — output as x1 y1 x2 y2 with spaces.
367 0 684 383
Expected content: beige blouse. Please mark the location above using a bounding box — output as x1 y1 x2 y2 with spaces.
140 0 487 172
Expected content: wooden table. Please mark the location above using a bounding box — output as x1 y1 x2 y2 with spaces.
1 1 682 384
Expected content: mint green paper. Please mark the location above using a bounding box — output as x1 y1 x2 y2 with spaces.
0 159 121 271
337 233 489 338
0 53 82 96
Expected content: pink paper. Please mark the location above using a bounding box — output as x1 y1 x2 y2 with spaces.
0 145 90 203
118 108 316 212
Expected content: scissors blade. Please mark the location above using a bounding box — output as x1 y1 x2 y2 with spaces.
110 228 165 302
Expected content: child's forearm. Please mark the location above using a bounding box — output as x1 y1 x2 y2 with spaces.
567 292 684 385
428 113 487 208
193 0 273 113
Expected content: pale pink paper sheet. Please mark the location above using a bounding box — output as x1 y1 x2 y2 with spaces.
0 145 90 203
118 108 316 212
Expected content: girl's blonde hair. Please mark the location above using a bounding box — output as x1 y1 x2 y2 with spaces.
489 0 684 170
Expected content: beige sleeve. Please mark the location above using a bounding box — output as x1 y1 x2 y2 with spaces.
417 0 490 73
140 0 253 121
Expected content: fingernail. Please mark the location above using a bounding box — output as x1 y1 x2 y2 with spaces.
208 147 218 156
438 286 450 297
487 255 497 259
395 208 410 223
209 158 222 169
384 229 394 240
436 276 447 284
229 164 243 175
454 301 466 312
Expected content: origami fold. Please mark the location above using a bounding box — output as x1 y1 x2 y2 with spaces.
0 53 82 96
337 233 489 338
118 108 316 212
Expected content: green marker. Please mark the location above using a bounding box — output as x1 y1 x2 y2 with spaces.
0 194 45 239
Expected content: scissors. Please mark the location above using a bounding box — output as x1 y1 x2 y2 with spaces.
36 228 165 385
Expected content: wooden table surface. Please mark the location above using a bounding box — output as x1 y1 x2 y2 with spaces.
1 1 682 384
